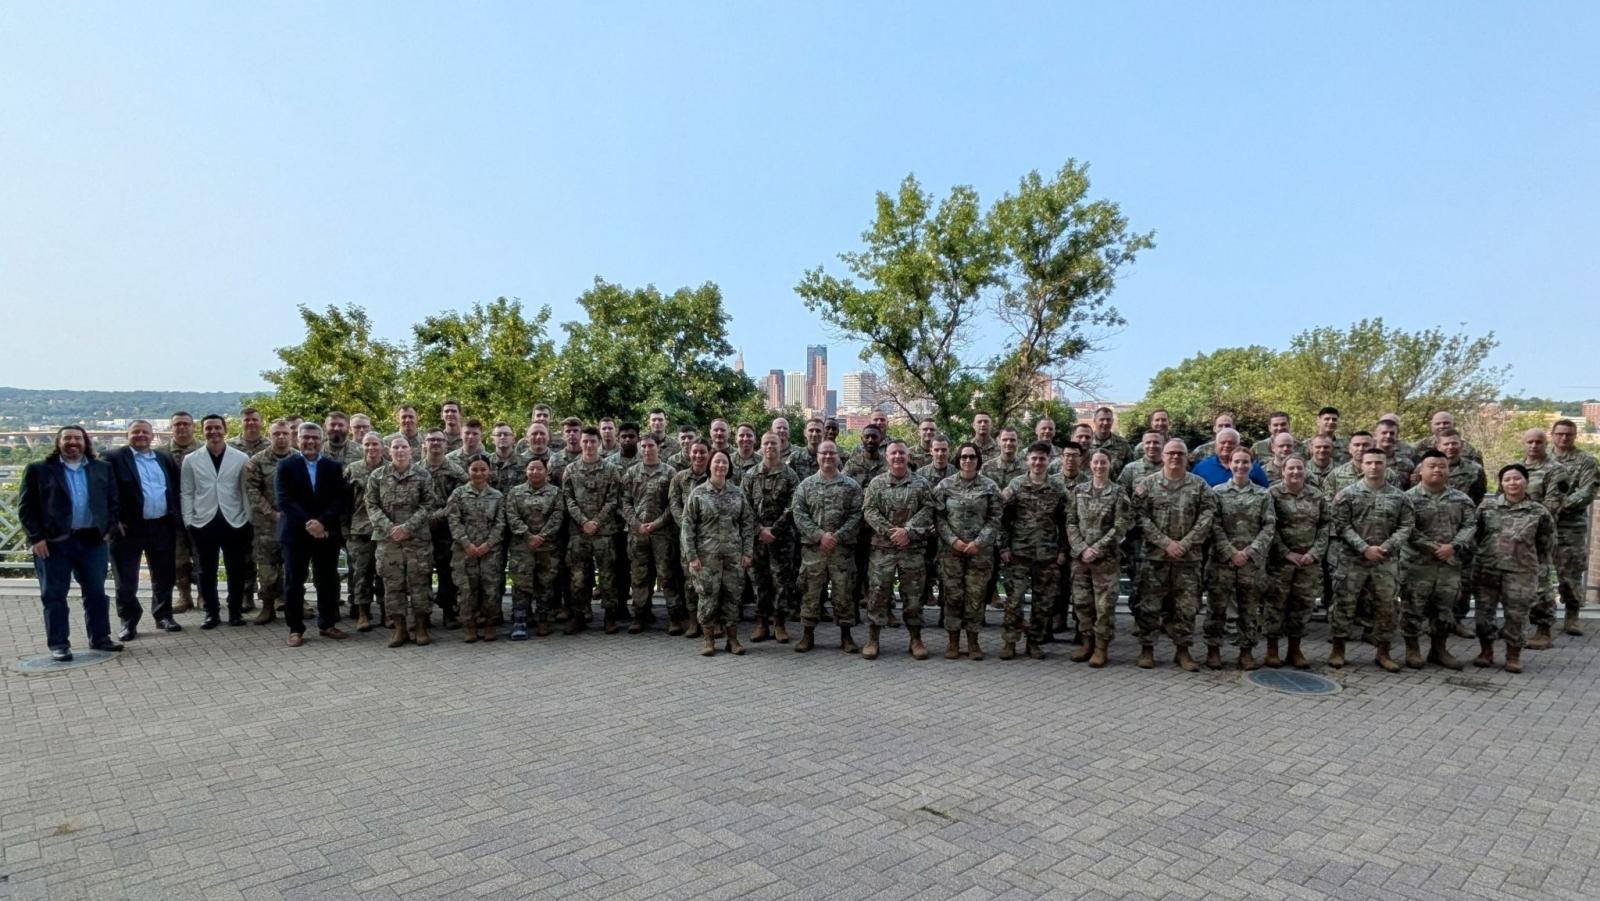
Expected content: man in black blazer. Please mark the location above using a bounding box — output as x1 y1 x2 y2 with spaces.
106 420 185 639
17 425 123 661
276 422 348 646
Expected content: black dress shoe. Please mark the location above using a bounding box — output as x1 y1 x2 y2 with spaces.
228 617 247 626
118 623 138 642
158 617 183 633
90 640 125 652
51 648 73 662
201 616 221 630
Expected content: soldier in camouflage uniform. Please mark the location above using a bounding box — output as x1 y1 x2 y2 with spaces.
906 418 936 470
368 437 436 647
1133 440 1217 671
1312 407 1349 466
422 430 467 629
1550 419 1597 636
1473 463 1556 673
444 419 488 470
1520 428 1572 649
1375 420 1415 489
1328 449 1415 671
1252 412 1303 461
980 427 1026 618
914 435 956 618
243 420 295 624
862 441 935 660
1087 407 1132 475
934 443 1003 660
1118 430 1164 625
844 425 888 623
549 417 585 480
1413 411 1483 465
343 433 387 631
1065 449 1131 667
1001 442 1067 661
1205 449 1277 671
645 409 680 461
440 401 465 453
787 418 822 482
668 441 711 636
1263 457 1329 669
664 427 698 470
1401 450 1476 670
745 432 800 644
623 435 681 633
229 407 269 456
165 411 204 613
1047 441 1091 636
487 424 527 495
561 428 623 631
682 450 756 655
1305 435 1339 488
1262 432 1308 487
447 458 506 642
383 404 422 455
970 411 999 460
506 458 563 638
1187 412 1234 468
791 441 864 654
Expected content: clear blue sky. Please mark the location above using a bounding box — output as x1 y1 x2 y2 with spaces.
4 3 1596 402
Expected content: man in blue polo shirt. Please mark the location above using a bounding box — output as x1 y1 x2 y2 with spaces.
1192 428 1269 488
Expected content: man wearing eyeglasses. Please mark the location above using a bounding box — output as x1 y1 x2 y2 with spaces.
1131 440 1216 671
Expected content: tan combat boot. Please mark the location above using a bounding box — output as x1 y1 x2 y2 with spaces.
1238 648 1259 671
908 626 928 660
535 618 551 637
1327 639 1346 669
481 621 497 642
1287 638 1310 669
750 618 771 643
965 630 984 661
251 597 277 626
944 629 962 659
386 615 408 648
700 625 717 656
773 614 790 644
356 605 372 633
1026 639 1045 660
666 617 685 636
1174 645 1199 672
412 612 432 646
1564 612 1584 636
463 620 479 643
725 624 744 655
839 626 859 655
1427 632 1463 670
1264 639 1282 668
1070 638 1093 664
684 620 703 639
1204 645 1223 670
861 625 881 660
1374 644 1401 673
1503 643 1522 673
1472 638 1494 668
1403 637 1424 669
174 583 193 614
795 625 815 653
1088 641 1108 668
1526 624 1554 650
1136 643 1155 669
998 639 1016 661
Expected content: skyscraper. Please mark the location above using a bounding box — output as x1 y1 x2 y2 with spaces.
734 350 745 374
841 371 879 411
806 345 828 414
826 390 838 420
765 369 785 410
786 372 807 411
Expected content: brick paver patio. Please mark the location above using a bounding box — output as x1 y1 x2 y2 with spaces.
4 584 1598 900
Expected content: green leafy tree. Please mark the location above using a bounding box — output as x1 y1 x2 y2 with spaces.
252 305 405 426
797 161 1152 441
551 278 760 427
405 297 556 429
1126 346 1280 447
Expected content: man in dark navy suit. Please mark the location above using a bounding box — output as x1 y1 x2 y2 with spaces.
17 425 122 660
106 419 185 639
276 422 348 647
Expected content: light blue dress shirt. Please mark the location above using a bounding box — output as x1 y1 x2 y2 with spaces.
62 460 91 529
134 450 168 519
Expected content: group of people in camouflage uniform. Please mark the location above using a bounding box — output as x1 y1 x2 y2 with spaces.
145 400 1594 673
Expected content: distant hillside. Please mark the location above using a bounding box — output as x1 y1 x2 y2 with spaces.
0 386 260 426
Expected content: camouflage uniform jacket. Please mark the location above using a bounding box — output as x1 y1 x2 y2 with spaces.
786 445 819 482
933 473 1003 551
970 435 1000 460
623 462 677 533
1414 435 1482 465
366 464 435 539
1002 473 1067 559
1448 457 1488 505
604 449 642 472
1118 458 1161 494
1269 482 1329 560
1322 460 1364 502
444 444 489 470
1403 484 1476 566
791 473 863 547
548 446 584 485
486 451 526 497
230 435 269 456
1252 435 1305 461
323 437 359 467
1134 472 1217 560
244 449 294 528
1332 481 1415 563
917 462 956 486
1065 479 1131 560
1088 431 1133 473
1521 457 1571 519
843 451 887 492
681 481 756 562
343 457 383 539
667 467 710 529
862 471 935 549
982 455 1025 492
742 463 800 536
907 445 933 471
561 458 622 536
1210 480 1276 564
506 482 564 546
1551 449 1598 524
422 458 467 527
730 451 761 483
446 483 506 550
1474 494 1555 574
382 431 422 455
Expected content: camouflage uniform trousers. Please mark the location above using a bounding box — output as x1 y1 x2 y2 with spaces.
509 545 558 623
567 532 617 616
429 522 459 619
693 553 743 626
1070 555 1119 645
1451 553 1477 624
1204 560 1265 650
1263 558 1320 640
377 538 433 618
800 545 856 625
347 534 378 615
629 530 682 619
752 535 796 619
174 525 195 595
1553 520 1590 615
251 526 283 607
1401 560 1461 639
1134 560 1202 647
938 552 991 632
1330 559 1399 646
452 549 505 628
1528 561 1561 628
868 545 926 628
1004 555 1058 644
1476 568 1538 649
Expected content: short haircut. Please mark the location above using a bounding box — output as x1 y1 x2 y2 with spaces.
326 410 349 422
1026 441 1053 457
581 426 600 438
298 422 324 437
1419 449 1446 461
1499 463 1528 482
1061 440 1083 455
202 414 227 426
464 418 484 430
1318 406 1340 417
618 421 640 434
1270 411 1290 421
241 407 260 417
1554 418 1577 431
562 416 583 428
1349 430 1373 440
441 399 461 410
1360 447 1387 459
396 404 416 414
172 410 193 421
1095 406 1113 416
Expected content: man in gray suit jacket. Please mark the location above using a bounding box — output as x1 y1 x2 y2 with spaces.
181 414 253 629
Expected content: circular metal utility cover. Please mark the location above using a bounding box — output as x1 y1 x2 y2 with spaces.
1244 669 1341 695
13 649 117 674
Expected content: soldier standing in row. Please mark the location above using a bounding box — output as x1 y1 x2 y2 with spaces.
934 443 1003 661
368 437 435 647
1263 457 1328 669
448 457 506 643
623 435 680 633
745 432 799 644
862 440 935 660
1205 449 1276 671
792 441 863 654
1401 450 1475 670
165 411 204 614
506 459 563 639
1000 442 1066 661
343 433 386 632
242 419 294 625
667 441 711 638
422 429 467 629
1328 449 1414 671
1550 419 1597 637
1133 440 1215 672
1064 450 1130 667
563 427 623 632
682 450 756 656
1473 464 1555 673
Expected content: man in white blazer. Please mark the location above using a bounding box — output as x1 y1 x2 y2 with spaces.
181 414 253 629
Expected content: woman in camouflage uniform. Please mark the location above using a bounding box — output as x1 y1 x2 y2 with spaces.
682 449 756 656
1205 449 1276 671
1473 464 1556 674
1066 450 1130 668
933 442 1003 661
447 457 507 643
